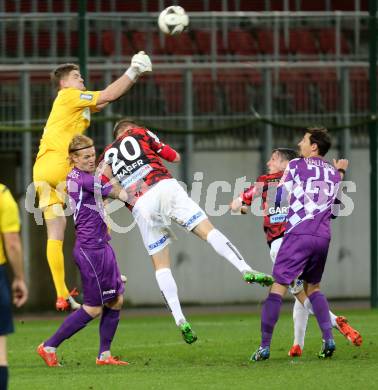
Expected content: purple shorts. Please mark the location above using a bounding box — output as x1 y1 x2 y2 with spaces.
272 233 330 286
73 242 125 306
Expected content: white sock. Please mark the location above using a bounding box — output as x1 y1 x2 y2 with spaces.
329 311 338 327
293 298 309 349
207 229 252 273
303 298 314 315
99 351 111 360
155 268 186 326
304 298 337 327
44 346 56 353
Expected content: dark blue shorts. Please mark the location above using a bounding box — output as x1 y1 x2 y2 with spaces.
0 265 14 335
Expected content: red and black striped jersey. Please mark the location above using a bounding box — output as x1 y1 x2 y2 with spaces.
100 126 177 209
241 171 288 246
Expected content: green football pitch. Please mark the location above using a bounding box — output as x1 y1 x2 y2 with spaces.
8 309 378 390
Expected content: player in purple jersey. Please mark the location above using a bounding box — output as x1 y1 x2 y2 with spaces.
251 127 349 361
37 135 129 367
231 149 361 357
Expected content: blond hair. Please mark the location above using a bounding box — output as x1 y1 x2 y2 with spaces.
68 134 94 165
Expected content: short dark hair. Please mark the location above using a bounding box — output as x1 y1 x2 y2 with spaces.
51 63 79 90
112 118 139 139
272 148 298 162
306 127 331 156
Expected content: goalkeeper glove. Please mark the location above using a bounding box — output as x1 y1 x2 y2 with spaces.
125 51 152 81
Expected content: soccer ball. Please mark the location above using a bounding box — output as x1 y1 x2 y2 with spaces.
158 6 189 35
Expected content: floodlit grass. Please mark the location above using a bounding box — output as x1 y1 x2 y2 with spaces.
8 309 377 390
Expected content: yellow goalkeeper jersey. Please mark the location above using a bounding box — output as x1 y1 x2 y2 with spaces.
36 87 100 159
0 184 21 265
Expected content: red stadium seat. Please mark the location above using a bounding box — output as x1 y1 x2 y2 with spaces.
102 31 134 56
115 1 142 12
238 0 265 11
256 30 289 55
300 0 327 11
218 71 250 113
228 29 259 55
318 29 350 55
331 0 355 11
279 70 311 112
309 70 339 112
194 30 227 55
350 68 369 112
154 73 184 114
208 0 223 11
193 72 218 113
289 29 318 55
132 31 165 56
175 1 204 11
165 33 197 55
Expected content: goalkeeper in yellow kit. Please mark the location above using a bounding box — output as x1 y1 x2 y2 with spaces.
33 52 152 311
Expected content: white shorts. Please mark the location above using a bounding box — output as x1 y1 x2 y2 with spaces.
132 178 207 255
269 236 303 295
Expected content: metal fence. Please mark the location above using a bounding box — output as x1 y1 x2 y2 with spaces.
0 10 370 63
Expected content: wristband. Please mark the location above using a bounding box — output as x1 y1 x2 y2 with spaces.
125 67 138 81
337 168 346 175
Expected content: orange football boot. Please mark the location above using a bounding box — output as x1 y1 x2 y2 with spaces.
96 356 129 366
288 344 303 357
335 316 362 346
37 344 60 367
55 288 81 311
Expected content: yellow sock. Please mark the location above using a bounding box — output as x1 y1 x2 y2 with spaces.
46 239 69 299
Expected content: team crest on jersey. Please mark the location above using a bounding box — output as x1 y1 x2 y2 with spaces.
80 93 93 100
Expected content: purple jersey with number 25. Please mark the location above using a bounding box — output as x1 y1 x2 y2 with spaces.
281 157 341 239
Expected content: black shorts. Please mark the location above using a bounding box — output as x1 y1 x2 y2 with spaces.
0 264 14 335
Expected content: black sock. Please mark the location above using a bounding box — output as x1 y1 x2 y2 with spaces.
0 366 8 390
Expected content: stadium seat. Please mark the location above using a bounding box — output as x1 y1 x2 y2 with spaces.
101 30 134 56
207 0 223 11
331 0 355 11
218 71 250 113
288 29 319 55
115 1 142 12
350 68 369 112
132 31 165 56
279 70 310 112
193 72 218 114
237 0 265 11
318 29 350 55
256 30 289 55
38 31 51 56
193 30 227 55
165 33 197 55
175 1 205 11
308 70 339 112
228 29 259 56
300 0 327 11
154 73 184 114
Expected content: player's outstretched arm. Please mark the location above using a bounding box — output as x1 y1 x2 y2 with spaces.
96 51 152 108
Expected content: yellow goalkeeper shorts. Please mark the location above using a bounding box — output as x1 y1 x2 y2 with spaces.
33 151 72 210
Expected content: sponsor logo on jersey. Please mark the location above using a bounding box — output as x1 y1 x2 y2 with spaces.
80 93 93 100
120 164 153 188
102 289 116 295
148 234 169 251
269 213 287 224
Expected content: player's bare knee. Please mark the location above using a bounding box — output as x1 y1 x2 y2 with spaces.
193 219 213 240
306 283 320 296
106 295 124 310
83 304 102 318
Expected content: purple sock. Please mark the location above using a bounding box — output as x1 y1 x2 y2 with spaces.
98 306 120 357
44 307 93 348
261 293 283 348
309 291 333 340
